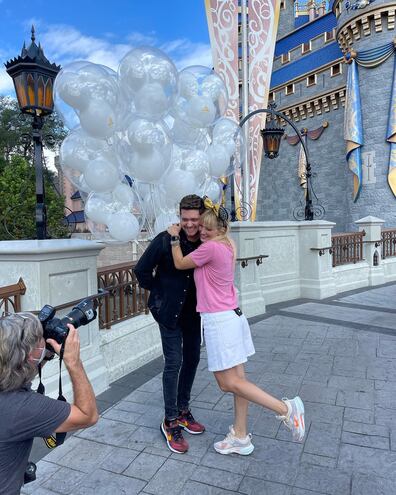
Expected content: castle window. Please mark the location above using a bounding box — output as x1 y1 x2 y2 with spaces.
302 41 311 54
306 74 317 87
269 91 275 102
325 29 335 42
331 63 342 77
335 1 342 17
281 52 290 64
285 83 295 96
280 0 286 8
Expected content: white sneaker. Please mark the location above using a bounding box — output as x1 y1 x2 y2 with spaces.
214 425 254 455
276 396 305 442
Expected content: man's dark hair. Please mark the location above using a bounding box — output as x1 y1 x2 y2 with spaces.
179 195 205 214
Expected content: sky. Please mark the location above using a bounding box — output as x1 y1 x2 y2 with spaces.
0 0 212 96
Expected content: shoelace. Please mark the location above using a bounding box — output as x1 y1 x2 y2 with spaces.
169 424 183 441
183 410 195 422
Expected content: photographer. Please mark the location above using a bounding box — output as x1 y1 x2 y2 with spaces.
0 312 99 494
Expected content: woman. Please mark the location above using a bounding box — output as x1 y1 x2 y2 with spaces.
168 197 305 455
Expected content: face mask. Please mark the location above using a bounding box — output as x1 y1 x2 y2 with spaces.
32 347 47 365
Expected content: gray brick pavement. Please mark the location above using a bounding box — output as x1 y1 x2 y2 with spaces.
22 283 396 494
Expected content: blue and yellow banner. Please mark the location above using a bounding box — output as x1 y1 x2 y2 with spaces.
386 55 396 198
344 59 363 202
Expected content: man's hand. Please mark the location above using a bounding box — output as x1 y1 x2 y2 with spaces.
168 224 181 236
46 324 81 369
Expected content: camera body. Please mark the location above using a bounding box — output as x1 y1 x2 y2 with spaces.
38 298 97 348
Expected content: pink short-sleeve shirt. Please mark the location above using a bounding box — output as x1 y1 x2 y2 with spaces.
189 240 238 313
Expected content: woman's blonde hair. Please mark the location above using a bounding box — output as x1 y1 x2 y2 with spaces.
200 208 232 245
0 312 43 392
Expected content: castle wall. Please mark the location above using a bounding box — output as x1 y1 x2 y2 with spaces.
257 0 396 230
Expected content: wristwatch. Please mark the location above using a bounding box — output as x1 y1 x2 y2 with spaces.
170 235 180 246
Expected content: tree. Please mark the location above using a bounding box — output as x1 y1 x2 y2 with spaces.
0 155 70 240
0 96 70 240
0 96 67 161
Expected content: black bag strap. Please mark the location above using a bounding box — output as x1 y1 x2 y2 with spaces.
38 342 67 448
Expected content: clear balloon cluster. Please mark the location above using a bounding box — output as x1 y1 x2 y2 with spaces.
55 46 245 241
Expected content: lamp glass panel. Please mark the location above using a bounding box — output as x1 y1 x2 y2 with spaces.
44 79 53 109
14 74 28 108
37 76 45 108
27 73 35 107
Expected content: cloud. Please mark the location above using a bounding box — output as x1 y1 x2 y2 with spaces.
160 38 213 70
28 21 212 72
0 21 213 97
0 68 14 94
39 24 132 71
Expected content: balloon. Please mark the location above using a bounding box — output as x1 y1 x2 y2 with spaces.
55 72 89 111
184 95 216 128
153 211 179 236
212 118 240 155
162 169 198 203
107 212 140 242
60 128 108 171
201 179 223 203
135 82 170 121
84 158 120 193
172 66 228 128
127 119 168 152
112 183 135 207
179 71 199 99
170 118 209 149
128 148 168 183
183 149 210 183
201 74 226 102
118 46 178 101
84 193 113 225
79 100 116 139
207 144 231 178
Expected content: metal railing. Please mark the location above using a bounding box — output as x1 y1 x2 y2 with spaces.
97 262 149 329
381 229 396 259
0 278 26 314
331 231 365 267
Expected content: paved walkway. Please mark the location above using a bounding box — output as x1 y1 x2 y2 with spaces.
22 283 396 495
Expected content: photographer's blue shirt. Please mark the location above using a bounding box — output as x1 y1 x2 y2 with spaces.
0 385 70 494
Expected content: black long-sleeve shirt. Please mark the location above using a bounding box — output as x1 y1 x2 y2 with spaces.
134 230 201 329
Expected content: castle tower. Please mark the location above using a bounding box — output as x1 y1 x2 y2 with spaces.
335 0 396 228
256 0 396 230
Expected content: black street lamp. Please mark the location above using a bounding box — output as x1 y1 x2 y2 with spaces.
5 26 61 239
239 102 323 221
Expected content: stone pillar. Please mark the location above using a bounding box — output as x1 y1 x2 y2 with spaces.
308 0 316 21
230 222 266 318
355 216 386 286
298 220 337 298
0 239 109 399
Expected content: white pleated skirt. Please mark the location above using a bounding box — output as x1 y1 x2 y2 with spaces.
201 310 255 372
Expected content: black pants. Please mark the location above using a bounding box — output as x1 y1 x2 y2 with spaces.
159 315 201 420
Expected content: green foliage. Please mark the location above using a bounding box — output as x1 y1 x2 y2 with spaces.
0 96 70 240
0 155 70 240
0 96 67 161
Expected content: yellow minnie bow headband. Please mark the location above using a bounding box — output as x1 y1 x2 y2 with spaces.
203 197 220 216
203 196 229 224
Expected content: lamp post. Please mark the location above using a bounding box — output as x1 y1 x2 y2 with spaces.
5 26 61 239
239 102 323 221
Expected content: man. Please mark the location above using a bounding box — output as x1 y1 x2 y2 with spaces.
0 312 98 494
135 194 205 454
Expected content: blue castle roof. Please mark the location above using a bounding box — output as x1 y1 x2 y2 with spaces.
275 11 337 57
271 41 343 88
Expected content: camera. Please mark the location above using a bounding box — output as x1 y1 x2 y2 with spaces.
38 298 98 348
